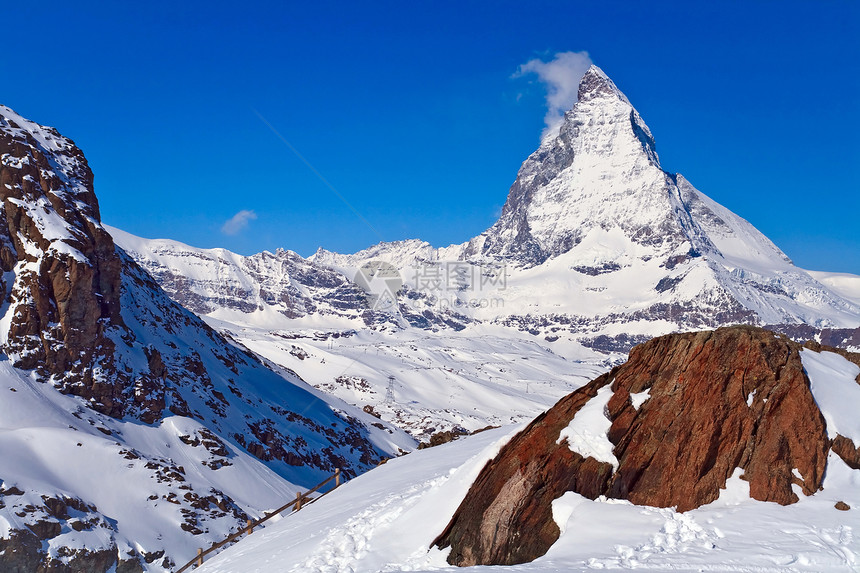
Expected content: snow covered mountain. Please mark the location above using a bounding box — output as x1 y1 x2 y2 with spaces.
5 62 859 573
118 66 860 352
322 66 860 347
0 104 413 572
112 65 860 448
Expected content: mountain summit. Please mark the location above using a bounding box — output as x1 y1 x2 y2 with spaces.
449 65 859 344
469 64 717 266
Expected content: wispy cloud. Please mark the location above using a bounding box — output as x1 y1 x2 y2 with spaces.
515 51 593 141
221 209 257 235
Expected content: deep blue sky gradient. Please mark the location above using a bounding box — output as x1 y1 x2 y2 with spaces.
3 1 859 272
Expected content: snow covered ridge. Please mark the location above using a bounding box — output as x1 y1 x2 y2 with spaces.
0 105 414 572
116 65 860 357
198 326 860 572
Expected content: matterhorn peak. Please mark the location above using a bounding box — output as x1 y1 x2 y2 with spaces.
472 65 675 265
576 64 630 104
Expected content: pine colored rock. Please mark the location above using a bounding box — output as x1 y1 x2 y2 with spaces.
434 326 831 566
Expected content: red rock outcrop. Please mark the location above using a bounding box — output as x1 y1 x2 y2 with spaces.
433 374 616 565
434 326 832 566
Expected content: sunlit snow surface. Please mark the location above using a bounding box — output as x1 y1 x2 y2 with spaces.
213 321 610 439
558 383 618 468
0 360 299 572
803 349 860 443
199 415 860 572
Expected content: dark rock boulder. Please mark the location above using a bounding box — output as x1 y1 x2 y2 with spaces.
605 325 828 509
434 326 832 566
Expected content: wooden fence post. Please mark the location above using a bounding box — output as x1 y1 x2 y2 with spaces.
295 491 302 511
247 519 253 534
196 548 203 567
335 467 341 487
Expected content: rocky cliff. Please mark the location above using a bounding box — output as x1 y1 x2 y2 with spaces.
0 105 124 411
434 326 855 566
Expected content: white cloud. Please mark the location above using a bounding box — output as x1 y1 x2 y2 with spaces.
221 209 257 235
515 51 593 141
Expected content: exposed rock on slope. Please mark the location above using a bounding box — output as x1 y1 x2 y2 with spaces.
0 105 123 412
434 326 838 566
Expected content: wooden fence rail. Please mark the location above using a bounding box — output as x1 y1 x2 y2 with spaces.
175 468 343 573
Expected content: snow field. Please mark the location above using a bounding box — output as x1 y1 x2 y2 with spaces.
198 350 860 573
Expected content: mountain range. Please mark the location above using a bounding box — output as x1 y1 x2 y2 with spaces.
1 64 859 572
118 66 860 350
112 66 860 441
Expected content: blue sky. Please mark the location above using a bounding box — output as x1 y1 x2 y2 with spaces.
3 1 859 273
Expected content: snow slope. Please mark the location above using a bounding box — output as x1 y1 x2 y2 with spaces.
198 411 860 572
0 359 301 571
193 349 860 572
0 103 415 572
805 270 860 308
212 321 608 440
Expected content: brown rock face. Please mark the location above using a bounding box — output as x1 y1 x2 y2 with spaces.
0 107 124 415
434 326 831 566
434 374 616 565
831 435 860 470
606 326 828 509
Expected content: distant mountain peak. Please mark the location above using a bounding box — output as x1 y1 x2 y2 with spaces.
470 65 671 265
576 64 628 104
